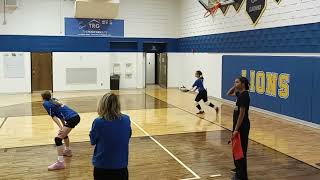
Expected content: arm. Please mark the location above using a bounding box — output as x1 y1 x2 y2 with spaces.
52 116 63 129
190 80 198 92
190 86 197 92
234 107 245 133
90 120 98 145
227 86 236 96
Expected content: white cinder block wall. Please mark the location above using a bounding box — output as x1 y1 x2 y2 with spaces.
178 0 320 37
0 0 179 38
168 53 222 98
165 0 320 99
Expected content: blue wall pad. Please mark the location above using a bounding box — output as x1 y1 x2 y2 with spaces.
178 22 320 53
222 55 320 125
0 35 178 52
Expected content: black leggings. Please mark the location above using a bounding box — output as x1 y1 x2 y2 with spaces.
94 167 128 180
233 111 250 180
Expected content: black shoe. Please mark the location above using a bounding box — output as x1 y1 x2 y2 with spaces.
196 111 205 114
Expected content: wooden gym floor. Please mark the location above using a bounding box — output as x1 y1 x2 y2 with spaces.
0 86 319 179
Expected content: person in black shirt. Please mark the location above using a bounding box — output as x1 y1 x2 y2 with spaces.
227 77 250 180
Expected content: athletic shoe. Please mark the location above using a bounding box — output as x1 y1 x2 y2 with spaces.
63 149 72 157
48 161 65 171
196 111 205 114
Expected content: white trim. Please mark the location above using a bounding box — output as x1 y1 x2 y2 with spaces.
209 174 222 178
131 120 201 180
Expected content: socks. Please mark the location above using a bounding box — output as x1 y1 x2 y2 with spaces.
65 147 70 151
58 156 64 162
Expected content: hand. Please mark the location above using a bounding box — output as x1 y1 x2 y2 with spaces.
232 131 239 139
58 129 64 136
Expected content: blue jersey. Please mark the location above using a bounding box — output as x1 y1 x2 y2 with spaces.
42 100 78 121
192 78 205 92
90 114 132 169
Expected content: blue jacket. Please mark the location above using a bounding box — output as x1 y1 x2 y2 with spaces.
90 114 132 169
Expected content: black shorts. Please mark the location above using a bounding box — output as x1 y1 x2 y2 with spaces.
195 90 208 102
94 167 128 180
65 115 80 128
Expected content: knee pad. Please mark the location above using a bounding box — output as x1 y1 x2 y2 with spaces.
194 101 199 106
63 136 69 140
54 137 63 146
205 101 211 106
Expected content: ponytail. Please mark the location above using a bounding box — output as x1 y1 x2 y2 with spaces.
238 77 250 90
196 70 204 79
41 91 63 106
50 98 63 106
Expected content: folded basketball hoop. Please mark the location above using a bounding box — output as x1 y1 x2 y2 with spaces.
199 0 221 18
204 3 221 17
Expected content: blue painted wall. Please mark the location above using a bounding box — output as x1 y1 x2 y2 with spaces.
1 22 320 53
177 22 320 53
222 55 320 124
0 35 178 52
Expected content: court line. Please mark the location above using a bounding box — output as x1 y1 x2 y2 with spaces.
131 120 201 180
0 117 8 129
147 92 320 170
209 174 222 178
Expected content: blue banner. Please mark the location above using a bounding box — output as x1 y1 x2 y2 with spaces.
65 18 124 37
222 55 320 125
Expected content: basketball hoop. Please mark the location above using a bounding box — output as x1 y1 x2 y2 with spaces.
204 3 221 17
199 0 221 18
199 0 237 18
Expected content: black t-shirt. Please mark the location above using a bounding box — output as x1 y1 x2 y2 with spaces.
235 91 250 122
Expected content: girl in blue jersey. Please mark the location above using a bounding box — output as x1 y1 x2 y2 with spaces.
191 70 219 114
90 93 131 180
41 91 80 171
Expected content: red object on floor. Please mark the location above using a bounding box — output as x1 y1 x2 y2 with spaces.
232 132 244 160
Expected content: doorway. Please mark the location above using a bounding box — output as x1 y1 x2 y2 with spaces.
144 52 167 88
31 52 53 92
143 43 168 89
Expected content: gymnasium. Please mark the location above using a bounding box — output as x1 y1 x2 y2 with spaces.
0 0 319 179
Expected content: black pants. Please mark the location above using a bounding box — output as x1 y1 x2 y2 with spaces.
233 111 250 180
94 167 128 180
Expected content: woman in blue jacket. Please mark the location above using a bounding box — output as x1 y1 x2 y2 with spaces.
90 93 132 180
